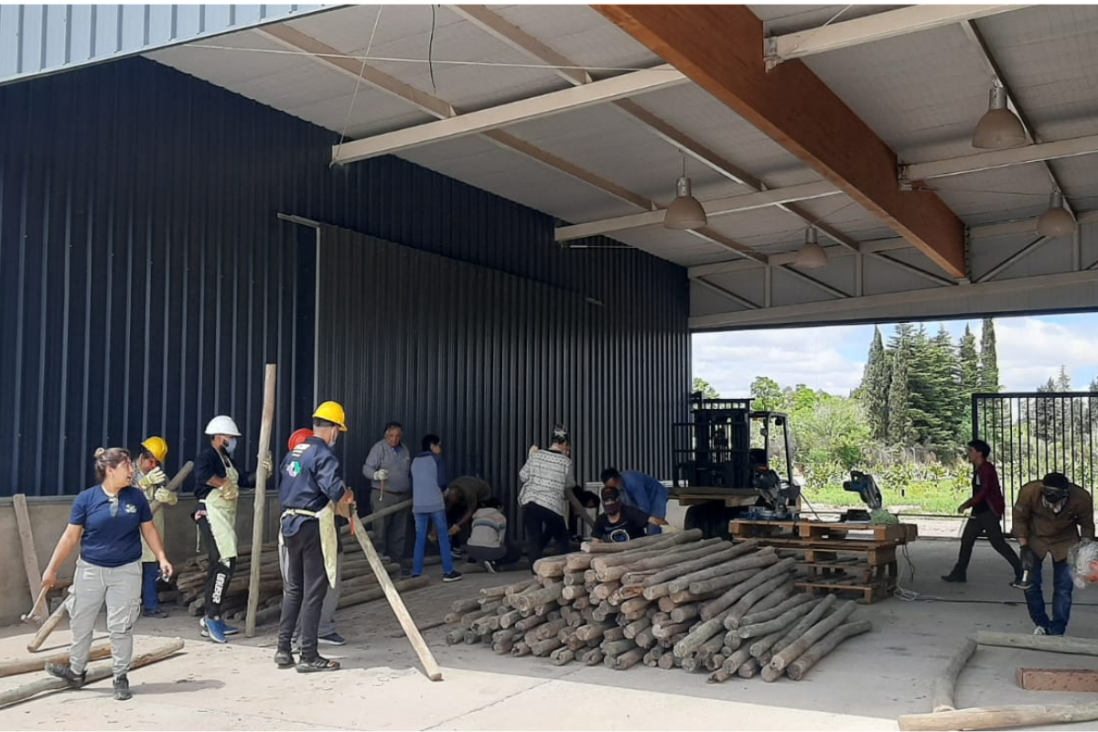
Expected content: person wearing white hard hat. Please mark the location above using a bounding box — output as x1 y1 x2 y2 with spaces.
192 415 272 643
134 436 176 618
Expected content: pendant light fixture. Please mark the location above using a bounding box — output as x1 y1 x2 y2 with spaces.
794 227 828 269
1036 191 1076 238
972 85 1027 150
664 155 707 230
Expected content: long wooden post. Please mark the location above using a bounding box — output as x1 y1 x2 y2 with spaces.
13 494 46 622
351 513 443 681
245 364 277 638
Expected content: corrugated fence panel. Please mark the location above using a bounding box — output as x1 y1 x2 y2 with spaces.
0 56 689 497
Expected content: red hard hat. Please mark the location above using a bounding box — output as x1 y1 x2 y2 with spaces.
288 428 314 451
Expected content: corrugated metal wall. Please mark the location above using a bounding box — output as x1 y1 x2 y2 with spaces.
0 57 690 497
317 226 690 520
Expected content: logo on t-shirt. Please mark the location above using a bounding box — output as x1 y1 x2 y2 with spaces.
287 461 301 478
124 503 137 514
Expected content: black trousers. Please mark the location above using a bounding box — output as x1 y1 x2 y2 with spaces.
953 509 1023 578
522 503 570 568
197 516 237 620
278 520 328 661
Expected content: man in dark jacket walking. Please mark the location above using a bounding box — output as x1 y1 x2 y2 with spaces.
942 439 1023 584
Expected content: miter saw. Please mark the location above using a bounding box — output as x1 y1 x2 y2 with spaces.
840 470 883 522
748 465 802 520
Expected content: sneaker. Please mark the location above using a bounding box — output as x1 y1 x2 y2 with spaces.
204 617 229 644
940 573 966 583
318 633 346 646
442 571 463 583
274 649 296 668
1011 578 1033 590
296 655 341 673
199 617 239 638
143 608 168 619
451 548 463 560
484 560 499 574
1034 626 1048 635
46 662 86 689
113 674 132 701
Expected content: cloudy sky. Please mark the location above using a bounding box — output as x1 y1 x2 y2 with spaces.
693 313 1098 397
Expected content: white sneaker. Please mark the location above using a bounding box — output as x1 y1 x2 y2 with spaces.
1034 626 1048 635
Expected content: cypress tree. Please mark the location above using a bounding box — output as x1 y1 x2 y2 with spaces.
979 318 1000 391
959 325 980 439
859 327 891 441
888 325 915 445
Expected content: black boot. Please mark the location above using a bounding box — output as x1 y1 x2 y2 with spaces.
274 649 296 668
113 674 132 701
46 662 86 689
941 571 966 583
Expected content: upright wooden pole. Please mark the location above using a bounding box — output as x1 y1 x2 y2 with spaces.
13 494 46 622
245 364 277 638
351 513 443 681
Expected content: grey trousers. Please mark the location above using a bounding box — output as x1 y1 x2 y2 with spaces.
372 489 411 565
69 558 142 677
279 538 341 640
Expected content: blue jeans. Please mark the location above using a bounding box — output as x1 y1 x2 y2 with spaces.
414 511 455 576
1025 555 1074 635
142 561 160 612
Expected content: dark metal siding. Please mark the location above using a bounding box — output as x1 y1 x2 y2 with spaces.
317 226 690 522
0 56 690 497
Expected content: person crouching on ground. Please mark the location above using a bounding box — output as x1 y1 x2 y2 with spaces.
193 415 272 644
466 498 523 572
1013 472 1095 636
942 439 1023 585
600 467 670 535
276 402 354 672
445 475 493 557
519 424 575 571
42 448 173 701
593 485 669 543
133 436 177 618
412 434 462 582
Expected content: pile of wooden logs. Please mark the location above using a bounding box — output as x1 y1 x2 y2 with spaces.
442 530 872 682
170 527 427 625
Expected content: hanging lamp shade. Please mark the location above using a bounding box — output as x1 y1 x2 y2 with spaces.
794 228 828 269
972 86 1027 150
1036 192 1076 238
664 176 708 230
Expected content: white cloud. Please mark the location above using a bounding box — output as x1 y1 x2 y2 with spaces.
995 317 1098 391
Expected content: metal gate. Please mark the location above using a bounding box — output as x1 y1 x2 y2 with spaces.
972 392 1098 518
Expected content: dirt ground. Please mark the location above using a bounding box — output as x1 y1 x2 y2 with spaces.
4 540 1098 731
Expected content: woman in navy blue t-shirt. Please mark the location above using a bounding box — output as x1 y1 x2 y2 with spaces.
40 447 174 701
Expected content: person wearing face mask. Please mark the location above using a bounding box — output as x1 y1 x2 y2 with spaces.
1013 472 1095 636
275 402 354 672
133 436 177 618
192 414 272 644
600 467 670 536
593 485 669 543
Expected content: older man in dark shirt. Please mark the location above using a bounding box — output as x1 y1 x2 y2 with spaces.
1014 472 1095 636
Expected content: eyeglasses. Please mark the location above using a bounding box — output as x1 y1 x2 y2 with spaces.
109 494 120 518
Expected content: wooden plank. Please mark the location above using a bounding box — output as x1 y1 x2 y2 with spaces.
594 4 967 278
12 494 46 622
245 364 277 638
1018 668 1098 693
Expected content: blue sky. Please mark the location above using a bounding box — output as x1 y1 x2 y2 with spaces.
693 313 1098 398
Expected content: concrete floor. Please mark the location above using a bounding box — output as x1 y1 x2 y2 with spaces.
3 539 1098 731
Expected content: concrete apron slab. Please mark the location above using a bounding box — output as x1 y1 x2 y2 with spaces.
3 541 1098 730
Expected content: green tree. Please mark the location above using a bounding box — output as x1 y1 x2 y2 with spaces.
979 318 1000 391
959 325 980 437
750 376 786 412
888 326 915 445
693 377 720 399
794 393 872 469
858 326 891 441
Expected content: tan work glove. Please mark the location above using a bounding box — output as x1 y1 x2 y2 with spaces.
154 487 178 506
260 452 273 475
139 467 168 488
448 524 461 536
220 480 239 501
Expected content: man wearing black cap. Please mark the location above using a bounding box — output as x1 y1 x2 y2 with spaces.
593 485 669 543
1013 472 1095 636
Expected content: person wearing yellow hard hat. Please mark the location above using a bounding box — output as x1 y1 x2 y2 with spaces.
275 401 353 672
133 436 177 618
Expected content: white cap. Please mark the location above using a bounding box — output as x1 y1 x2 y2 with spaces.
205 415 241 437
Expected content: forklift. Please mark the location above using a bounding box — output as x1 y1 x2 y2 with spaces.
672 394 801 539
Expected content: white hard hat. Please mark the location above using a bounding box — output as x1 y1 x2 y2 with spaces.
205 415 241 437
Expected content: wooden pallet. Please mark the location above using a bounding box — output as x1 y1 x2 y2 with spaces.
796 577 894 604
730 519 916 544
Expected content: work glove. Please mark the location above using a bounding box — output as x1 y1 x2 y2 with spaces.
154 487 178 506
373 469 389 482
260 452 273 476
220 480 239 501
448 525 461 536
139 467 168 488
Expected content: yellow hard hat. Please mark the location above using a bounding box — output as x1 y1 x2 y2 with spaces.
313 401 348 432
142 436 169 464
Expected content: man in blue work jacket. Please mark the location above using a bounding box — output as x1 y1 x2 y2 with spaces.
601 467 670 535
275 401 353 673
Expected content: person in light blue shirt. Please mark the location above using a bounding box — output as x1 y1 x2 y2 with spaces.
600 467 670 535
411 435 462 583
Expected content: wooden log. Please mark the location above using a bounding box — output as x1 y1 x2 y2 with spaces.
709 667 734 683
592 601 618 622
624 616 652 639
533 555 573 578
561 585 588 602
592 582 621 602
0 638 184 708
636 627 657 649
504 579 540 596
722 647 753 676
707 653 726 672
13 494 47 623
641 541 761 588
575 622 612 642
658 652 676 670
670 603 701 624
674 611 730 658
733 592 814 631
551 648 576 666
604 626 627 643
770 596 835 658
601 639 637 657
724 631 743 651
681 568 758 599
768 600 857 674
897 703 1098 732
672 549 779 594
0 642 112 679
585 649 605 666
928 637 978 712
582 528 703 553
739 597 817 639
451 598 481 613
511 642 531 657
606 646 645 670
700 557 797 620
652 621 693 640
244 363 277 639
727 582 797 628
725 576 797 629
695 634 726 663
749 628 791 659
445 628 465 645
494 639 515 655
566 554 596 572
738 658 760 678
620 597 650 616
513 583 563 612
608 585 647 604
644 549 773 600
26 591 71 653
535 618 568 640
617 538 729 584
787 620 872 681
973 631 1098 657
464 630 481 645
531 637 564 657
662 588 722 610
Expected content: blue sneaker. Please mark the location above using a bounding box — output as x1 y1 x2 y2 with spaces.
199 617 240 638
201 617 228 644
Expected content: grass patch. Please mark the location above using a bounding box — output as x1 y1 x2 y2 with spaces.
806 479 967 515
